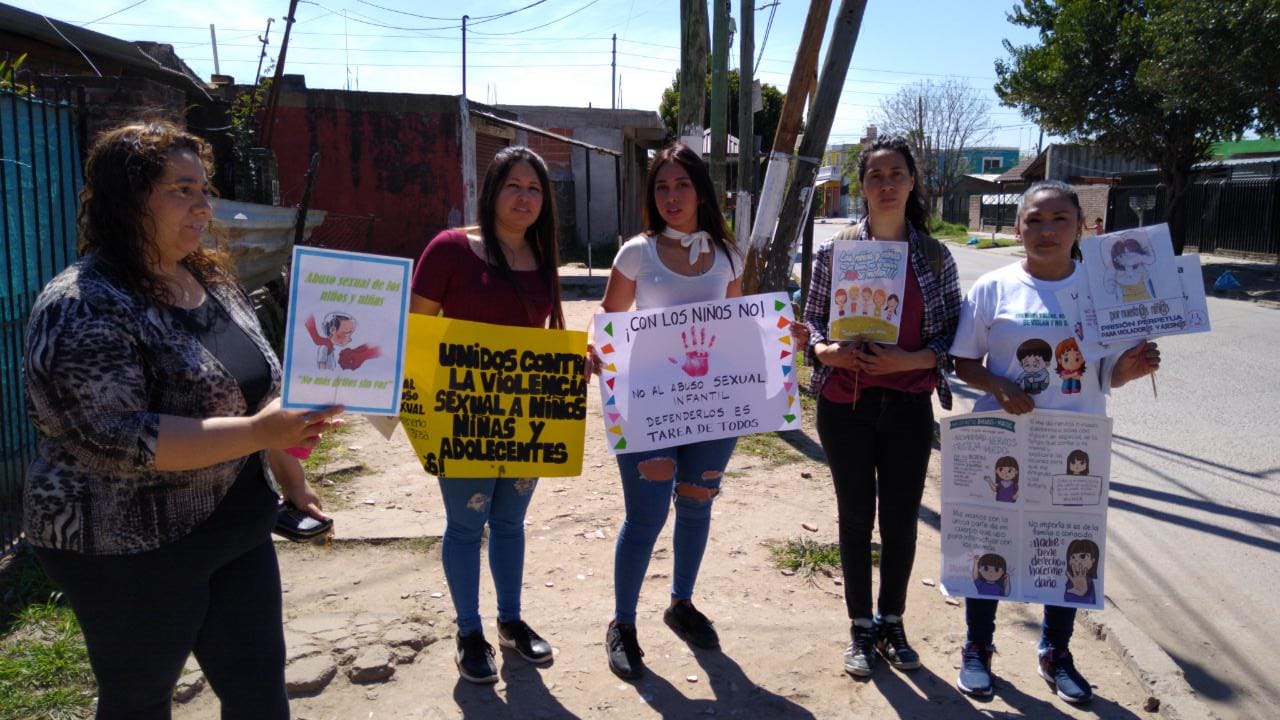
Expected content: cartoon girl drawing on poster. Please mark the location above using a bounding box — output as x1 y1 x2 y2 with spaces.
1055 337 1086 395
860 286 873 315
1106 236 1156 303
883 293 899 322
1063 539 1100 604
835 287 849 317
872 288 887 318
972 554 1010 597
1065 449 1090 476
847 285 860 314
984 456 1019 503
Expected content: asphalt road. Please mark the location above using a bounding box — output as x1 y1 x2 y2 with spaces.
938 241 1280 720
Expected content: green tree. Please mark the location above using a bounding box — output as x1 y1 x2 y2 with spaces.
995 0 1280 252
659 70 785 156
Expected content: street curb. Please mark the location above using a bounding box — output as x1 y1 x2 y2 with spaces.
1081 597 1218 720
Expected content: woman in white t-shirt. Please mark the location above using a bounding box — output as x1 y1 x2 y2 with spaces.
587 143 743 680
950 180 1160 704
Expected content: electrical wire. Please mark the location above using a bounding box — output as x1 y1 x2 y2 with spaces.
82 0 147 26
468 0 605 36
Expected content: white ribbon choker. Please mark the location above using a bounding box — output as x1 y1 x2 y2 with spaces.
661 227 712 265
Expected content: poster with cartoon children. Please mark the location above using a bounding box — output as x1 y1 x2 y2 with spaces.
1079 224 1189 343
827 240 909 343
940 409 1111 609
282 246 412 415
593 293 801 454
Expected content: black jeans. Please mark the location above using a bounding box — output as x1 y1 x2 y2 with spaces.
817 388 934 621
35 469 287 720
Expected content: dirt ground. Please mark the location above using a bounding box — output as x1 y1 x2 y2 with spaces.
175 299 1156 720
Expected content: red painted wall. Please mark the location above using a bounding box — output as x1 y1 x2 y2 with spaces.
269 89 466 259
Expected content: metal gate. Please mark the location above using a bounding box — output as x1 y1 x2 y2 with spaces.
1 81 84 558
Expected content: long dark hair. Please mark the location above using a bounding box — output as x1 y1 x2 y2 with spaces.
1017 179 1084 261
642 143 738 273
857 136 931 235
475 146 565 330
77 119 234 303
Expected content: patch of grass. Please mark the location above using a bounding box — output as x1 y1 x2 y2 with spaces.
929 219 971 240
942 235 1019 250
0 550 95 720
302 422 361 508
768 538 843 582
736 432 804 466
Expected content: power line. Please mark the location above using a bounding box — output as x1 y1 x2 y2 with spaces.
83 0 148 25
355 0 549 23
468 0 606 36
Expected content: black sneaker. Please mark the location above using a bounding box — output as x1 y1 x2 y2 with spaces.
498 619 553 664
875 618 921 670
663 600 719 649
454 631 498 684
956 641 994 697
843 622 879 677
606 620 645 680
1039 648 1093 704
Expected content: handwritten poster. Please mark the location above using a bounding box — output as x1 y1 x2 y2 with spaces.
1080 224 1188 343
400 314 588 478
940 410 1112 609
827 240 909 343
593 293 801 454
282 247 411 414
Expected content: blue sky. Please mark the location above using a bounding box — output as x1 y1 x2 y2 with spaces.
13 0 1059 153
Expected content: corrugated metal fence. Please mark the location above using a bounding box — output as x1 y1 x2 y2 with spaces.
1 83 83 558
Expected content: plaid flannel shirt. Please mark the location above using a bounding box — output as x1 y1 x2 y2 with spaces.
801 221 961 409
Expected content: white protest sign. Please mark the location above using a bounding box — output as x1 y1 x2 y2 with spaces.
593 293 801 454
282 247 412 415
828 239 909 343
940 410 1112 609
1080 224 1189 342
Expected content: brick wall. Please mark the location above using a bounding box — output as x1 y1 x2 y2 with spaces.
527 127 574 173
1075 184 1110 229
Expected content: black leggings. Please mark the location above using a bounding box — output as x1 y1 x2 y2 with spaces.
816 388 934 621
35 473 287 720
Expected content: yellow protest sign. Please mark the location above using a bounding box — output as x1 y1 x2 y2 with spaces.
401 314 588 478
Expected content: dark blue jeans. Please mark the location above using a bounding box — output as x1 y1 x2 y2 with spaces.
966 598 1077 652
612 437 737 624
816 388 934 621
437 477 539 635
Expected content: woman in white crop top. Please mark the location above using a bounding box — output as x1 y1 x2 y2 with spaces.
587 143 743 680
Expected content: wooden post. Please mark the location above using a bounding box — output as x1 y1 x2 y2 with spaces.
710 0 729 196
677 0 709 151
735 0 755 249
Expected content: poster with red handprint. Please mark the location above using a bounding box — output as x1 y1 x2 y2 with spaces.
592 292 802 454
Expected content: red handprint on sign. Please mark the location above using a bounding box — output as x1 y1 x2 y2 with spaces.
668 326 716 377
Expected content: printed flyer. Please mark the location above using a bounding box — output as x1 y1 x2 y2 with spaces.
593 293 801 454
827 239 909 343
282 247 412 415
940 409 1112 609
1079 224 1188 343
400 314 588 478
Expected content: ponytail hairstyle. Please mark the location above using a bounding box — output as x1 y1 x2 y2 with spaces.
856 136 931 235
475 146 565 330
1016 179 1084 261
642 142 738 274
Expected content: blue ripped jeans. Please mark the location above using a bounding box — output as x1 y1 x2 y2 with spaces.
437 477 538 636
612 437 737 624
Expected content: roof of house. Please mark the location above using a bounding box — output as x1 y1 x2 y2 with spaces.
994 154 1038 183
0 2 208 96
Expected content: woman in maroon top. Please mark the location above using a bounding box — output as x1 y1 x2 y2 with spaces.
802 137 961 678
410 147 565 684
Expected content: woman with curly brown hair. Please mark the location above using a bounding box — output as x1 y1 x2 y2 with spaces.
23 120 342 719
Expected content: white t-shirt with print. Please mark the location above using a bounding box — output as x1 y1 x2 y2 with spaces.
951 261 1114 415
613 233 742 311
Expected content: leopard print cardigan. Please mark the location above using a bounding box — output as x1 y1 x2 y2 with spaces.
22 256 282 555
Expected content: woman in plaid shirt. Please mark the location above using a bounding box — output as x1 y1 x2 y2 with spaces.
801 137 961 678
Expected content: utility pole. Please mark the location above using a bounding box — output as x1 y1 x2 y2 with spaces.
260 0 299 150
710 0 729 196
745 0 869 294
735 0 755 247
209 25 220 75
612 34 617 109
742 0 832 290
254 17 273 83
677 0 709 151
462 15 469 98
